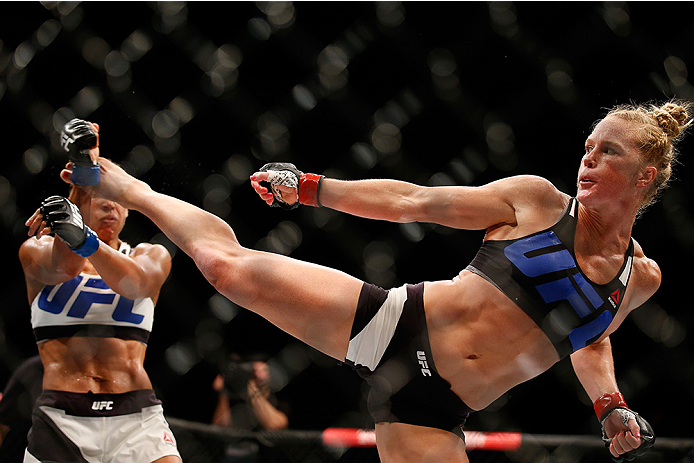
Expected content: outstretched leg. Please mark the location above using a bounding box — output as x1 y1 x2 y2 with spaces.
77 158 362 359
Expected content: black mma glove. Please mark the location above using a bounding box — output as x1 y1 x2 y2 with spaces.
595 393 655 462
60 119 100 186
40 196 99 257
258 162 324 209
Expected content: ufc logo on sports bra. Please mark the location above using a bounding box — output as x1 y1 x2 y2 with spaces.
37 275 144 324
504 231 613 352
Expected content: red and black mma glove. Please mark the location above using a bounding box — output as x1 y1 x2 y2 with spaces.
258 162 324 210
40 196 99 258
594 392 655 462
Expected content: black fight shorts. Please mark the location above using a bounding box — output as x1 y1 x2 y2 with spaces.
345 282 473 438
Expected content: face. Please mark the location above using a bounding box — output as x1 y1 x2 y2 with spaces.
577 116 655 208
252 361 270 387
86 196 128 242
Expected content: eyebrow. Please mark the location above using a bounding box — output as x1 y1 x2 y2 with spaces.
584 138 625 152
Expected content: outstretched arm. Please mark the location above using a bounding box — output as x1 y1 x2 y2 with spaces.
251 166 561 231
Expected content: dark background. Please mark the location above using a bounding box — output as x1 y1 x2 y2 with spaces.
1 0 693 458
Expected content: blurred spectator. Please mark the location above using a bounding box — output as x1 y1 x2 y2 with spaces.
0 355 43 463
212 353 290 463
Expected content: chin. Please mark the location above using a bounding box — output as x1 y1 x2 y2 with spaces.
575 189 590 202
575 189 601 207
97 230 116 243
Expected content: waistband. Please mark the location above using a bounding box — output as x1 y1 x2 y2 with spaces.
34 325 150 344
37 389 162 417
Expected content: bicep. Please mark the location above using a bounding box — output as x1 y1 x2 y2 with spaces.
130 244 172 295
411 176 552 230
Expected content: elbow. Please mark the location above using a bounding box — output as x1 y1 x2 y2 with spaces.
113 275 149 300
61 262 84 281
392 195 422 223
263 414 289 431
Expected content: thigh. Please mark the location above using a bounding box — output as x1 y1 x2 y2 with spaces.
118 405 181 462
375 422 468 463
26 406 93 463
152 456 182 463
217 248 364 360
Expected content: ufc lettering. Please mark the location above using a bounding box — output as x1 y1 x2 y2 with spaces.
416 350 432 377
38 275 144 324
92 400 114 411
504 231 612 352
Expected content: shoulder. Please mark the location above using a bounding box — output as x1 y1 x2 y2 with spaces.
483 176 569 237
485 175 567 208
130 242 172 274
18 235 52 263
484 175 557 193
626 239 661 308
131 242 170 259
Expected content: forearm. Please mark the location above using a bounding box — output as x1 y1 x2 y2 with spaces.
20 236 85 288
249 395 288 430
87 244 150 300
571 337 620 401
212 393 232 427
0 422 8 445
319 178 426 223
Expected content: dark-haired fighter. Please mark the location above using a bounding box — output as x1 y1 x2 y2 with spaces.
21 122 180 463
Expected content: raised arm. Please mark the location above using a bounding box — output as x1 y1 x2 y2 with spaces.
250 164 562 232
84 240 171 303
21 194 170 303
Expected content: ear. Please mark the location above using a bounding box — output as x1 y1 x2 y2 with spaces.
636 166 657 189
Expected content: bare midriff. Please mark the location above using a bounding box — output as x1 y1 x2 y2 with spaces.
38 336 153 393
424 270 560 411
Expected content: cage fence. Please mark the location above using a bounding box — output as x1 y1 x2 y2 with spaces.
166 418 694 463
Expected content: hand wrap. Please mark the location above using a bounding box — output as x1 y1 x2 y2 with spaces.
258 162 324 209
40 196 99 257
595 393 655 462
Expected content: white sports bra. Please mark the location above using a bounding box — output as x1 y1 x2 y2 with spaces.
30 242 154 344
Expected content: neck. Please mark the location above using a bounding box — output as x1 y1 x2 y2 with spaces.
575 200 636 254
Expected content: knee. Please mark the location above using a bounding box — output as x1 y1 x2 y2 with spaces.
192 244 242 290
192 245 260 302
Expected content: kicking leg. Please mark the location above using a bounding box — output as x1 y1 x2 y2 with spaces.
76 158 362 359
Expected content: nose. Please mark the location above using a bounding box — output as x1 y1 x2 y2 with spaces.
101 201 117 212
583 149 597 168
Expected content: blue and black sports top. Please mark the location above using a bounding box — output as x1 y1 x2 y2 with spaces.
466 198 634 359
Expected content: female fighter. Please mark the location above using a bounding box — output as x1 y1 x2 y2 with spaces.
60 102 689 462
21 121 181 463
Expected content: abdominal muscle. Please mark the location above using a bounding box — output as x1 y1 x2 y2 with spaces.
424 270 560 411
38 336 153 393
